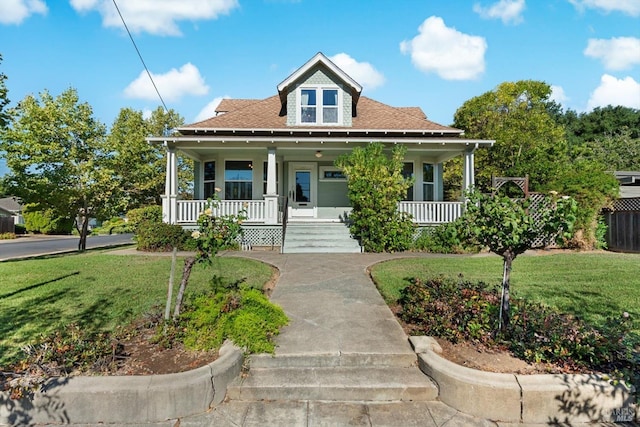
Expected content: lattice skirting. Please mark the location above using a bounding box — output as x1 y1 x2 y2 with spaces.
240 225 282 248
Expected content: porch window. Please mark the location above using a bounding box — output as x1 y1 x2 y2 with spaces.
423 163 434 201
402 162 414 201
300 88 339 124
203 161 216 199
225 161 252 200
263 161 279 194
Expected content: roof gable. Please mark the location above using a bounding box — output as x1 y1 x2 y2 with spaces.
277 53 362 103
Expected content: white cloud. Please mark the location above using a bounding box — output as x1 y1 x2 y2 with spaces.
473 0 526 25
550 85 569 104
329 53 385 90
569 0 640 16
194 96 230 122
0 0 47 25
70 0 239 36
400 16 487 80
586 74 640 110
124 63 210 102
584 37 640 70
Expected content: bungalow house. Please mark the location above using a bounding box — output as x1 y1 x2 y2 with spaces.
0 196 23 225
149 53 494 251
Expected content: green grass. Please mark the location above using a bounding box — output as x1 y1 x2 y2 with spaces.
0 250 274 367
370 252 640 337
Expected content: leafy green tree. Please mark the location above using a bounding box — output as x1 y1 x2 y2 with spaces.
335 142 415 252
146 107 193 199
0 88 117 250
463 190 577 331
580 128 640 171
453 80 568 191
0 54 10 130
108 106 193 212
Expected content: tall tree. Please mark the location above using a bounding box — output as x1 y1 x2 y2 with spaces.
108 108 165 212
108 106 193 213
0 88 117 250
0 54 9 130
453 80 568 191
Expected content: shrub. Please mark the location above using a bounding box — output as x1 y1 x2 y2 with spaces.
22 203 73 235
181 288 288 354
135 220 191 251
127 205 163 229
413 220 479 254
91 217 134 235
0 232 16 239
335 142 416 252
399 275 638 385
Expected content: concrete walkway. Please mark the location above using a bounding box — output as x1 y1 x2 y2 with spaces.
177 251 500 426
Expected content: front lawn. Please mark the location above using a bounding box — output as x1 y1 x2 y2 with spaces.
0 251 274 367
370 252 640 338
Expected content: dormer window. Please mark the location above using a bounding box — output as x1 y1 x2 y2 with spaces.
299 87 340 125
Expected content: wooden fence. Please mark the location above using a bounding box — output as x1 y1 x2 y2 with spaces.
0 217 15 234
604 198 640 253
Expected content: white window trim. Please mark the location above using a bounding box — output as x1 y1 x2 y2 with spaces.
296 85 343 125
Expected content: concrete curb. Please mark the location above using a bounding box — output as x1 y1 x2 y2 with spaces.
410 336 637 424
0 341 243 425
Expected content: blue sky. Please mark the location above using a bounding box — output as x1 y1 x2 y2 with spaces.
1 0 639 176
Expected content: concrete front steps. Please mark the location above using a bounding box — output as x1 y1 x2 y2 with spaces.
226 354 438 403
282 222 362 254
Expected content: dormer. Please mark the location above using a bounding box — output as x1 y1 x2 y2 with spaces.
277 52 362 127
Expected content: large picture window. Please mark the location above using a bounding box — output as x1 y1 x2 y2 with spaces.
225 161 252 200
300 87 339 124
423 163 434 201
203 161 216 199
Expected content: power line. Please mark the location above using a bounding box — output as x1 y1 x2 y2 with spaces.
112 0 169 113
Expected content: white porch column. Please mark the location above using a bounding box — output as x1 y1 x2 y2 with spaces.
162 147 179 224
462 148 475 195
264 147 279 224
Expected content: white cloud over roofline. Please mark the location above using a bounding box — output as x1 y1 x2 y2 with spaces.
70 0 239 36
194 95 230 122
584 37 640 71
569 0 640 16
0 0 47 25
400 16 487 81
586 74 640 111
328 53 386 91
124 63 209 102
473 0 526 25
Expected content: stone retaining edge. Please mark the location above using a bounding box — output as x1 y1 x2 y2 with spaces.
410 336 637 424
0 341 243 425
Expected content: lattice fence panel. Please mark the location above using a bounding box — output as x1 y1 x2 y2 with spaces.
610 198 640 212
240 226 282 249
528 192 557 249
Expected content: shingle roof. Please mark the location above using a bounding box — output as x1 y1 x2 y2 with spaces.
183 95 460 134
0 197 22 213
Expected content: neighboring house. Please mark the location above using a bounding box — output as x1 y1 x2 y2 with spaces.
614 171 640 200
0 196 23 225
149 53 494 246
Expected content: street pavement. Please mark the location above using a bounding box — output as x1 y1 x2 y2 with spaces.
0 233 134 261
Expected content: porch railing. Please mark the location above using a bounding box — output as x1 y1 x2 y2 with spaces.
398 201 463 224
176 199 461 225
177 200 266 223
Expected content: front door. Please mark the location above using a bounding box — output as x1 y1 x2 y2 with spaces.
288 162 317 218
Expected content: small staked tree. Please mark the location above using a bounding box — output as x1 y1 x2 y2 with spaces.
0 88 117 250
463 190 577 332
335 142 415 252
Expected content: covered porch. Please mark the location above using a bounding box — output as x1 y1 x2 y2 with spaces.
160 139 481 227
